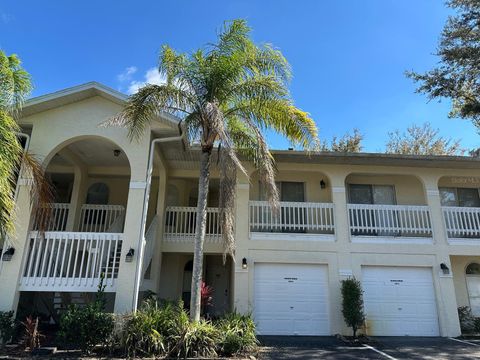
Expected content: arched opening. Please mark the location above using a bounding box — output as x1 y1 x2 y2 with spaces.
439 176 480 239
466 263 480 316
182 260 193 310
345 173 430 238
37 136 131 233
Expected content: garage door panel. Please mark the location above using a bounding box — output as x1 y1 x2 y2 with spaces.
254 263 330 336
362 266 439 337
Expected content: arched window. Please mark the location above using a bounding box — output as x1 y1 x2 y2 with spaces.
466 263 480 275
86 183 109 205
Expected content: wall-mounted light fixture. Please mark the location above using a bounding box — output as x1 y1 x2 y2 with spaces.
320 180 326 189
2 247 15 261
242 257 248 270
440 263 450 275
125 248 135 262
113 149 121 157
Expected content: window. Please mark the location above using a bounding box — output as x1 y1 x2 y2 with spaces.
86 182 109 205
439 188 480 207
260 181 305 202
348 184 396 205
466 263 480 275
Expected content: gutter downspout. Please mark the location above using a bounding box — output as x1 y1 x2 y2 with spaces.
131 129 184 311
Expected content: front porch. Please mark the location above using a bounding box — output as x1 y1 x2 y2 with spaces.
157 254 233 318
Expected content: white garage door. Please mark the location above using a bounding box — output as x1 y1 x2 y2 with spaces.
254 263 330 335
362 266 439 336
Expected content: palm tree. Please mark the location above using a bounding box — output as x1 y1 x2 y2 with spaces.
110 19 319 321
0 51 53 243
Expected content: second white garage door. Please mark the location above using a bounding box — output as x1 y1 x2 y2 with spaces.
362 266 439 336
254 263 330 335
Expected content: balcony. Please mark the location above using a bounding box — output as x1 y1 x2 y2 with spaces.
347 204 433 244
249 201 335 241
20 203 126 292
443 206 480 244
163 206 222 244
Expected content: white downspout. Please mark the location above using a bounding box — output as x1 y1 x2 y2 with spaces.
131 132 184 310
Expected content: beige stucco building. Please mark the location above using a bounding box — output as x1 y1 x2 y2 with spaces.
1 82 480 337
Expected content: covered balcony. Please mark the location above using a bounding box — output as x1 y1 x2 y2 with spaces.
439 176 480 244
248 171 335 241
19 137 130 292
346 173 433 244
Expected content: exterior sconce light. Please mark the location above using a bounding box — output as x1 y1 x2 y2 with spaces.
2 247 15 261
125 248 135 262
113 149 121 157
320 180 326 189
242 257 248 269
440 263 450 275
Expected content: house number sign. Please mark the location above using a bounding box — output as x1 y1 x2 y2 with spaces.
284 277 298 283
451 177 480 185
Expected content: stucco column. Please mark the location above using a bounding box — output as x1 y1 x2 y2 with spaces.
114 181 148 312
327 172 350 335
232 176 250 314
422 174 461 337
0 180 33 312
66 167 88 231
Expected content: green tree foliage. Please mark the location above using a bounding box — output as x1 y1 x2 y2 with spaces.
109 19 319 320
320 129 363 152
407 0 480 132
385 122 464 155
341 277 365 338
0 51 53 240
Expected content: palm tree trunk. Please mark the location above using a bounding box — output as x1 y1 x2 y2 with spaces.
190 150 211 321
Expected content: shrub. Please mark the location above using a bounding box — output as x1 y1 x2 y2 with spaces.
0 311 15 346
59 276 114 354
171 319 219 359
216 312 258 356
121 299 188 357
341 277 365 338
21 316 43 351
458 306 476 333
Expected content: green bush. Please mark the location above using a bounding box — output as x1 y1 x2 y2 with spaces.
0 311 15 346
341 277 365 338
59 277 114 354
458 306 476 333
121 299 188 357
216 312 258 356
172 319 219 359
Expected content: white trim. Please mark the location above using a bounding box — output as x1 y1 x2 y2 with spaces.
332 186 346 193
130 181 147 189
427 189 440 196
351 235 433 244
448 238 480 245
250 232 335 242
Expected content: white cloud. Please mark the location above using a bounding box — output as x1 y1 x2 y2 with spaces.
127 67 166 95
117 66 137 82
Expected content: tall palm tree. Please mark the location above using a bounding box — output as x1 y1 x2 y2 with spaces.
110 19 319 321
0 51 53 243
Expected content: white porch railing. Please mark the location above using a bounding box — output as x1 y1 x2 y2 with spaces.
164 206 221 243
347 204 432 237
443 206 480 238
79 204 125 233
33 203 70 232
142 215 159 277
19 231 123 292
249 201 335 233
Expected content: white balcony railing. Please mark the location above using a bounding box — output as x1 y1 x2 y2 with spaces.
79 204 125 233
164 206 221 243
19 231 123 292
443 206 480 239
347 204 432 237
249 201 335 233
33 203 70 232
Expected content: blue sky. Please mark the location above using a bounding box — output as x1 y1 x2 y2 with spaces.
1 0 478 152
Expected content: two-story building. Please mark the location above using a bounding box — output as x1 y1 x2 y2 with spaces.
1 82 479 338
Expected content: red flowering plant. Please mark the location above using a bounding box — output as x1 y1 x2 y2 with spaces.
200 281 214 317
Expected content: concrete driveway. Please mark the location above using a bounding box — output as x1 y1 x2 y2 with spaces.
258 336 480 360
